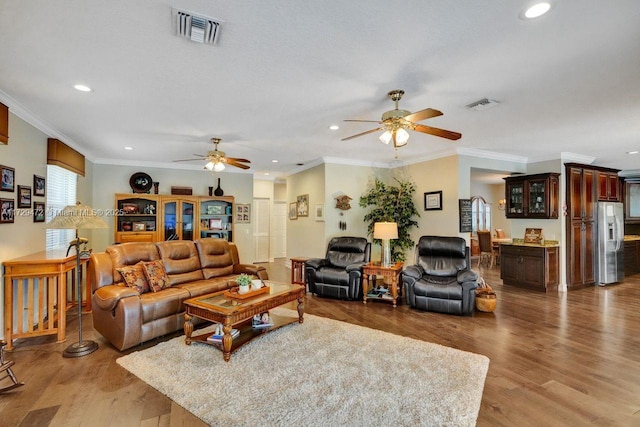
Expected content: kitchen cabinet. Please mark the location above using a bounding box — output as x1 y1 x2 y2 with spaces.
160 197 197 241
624 239 640 276
114 194 158 243
500 244 559 292
624 180 640 223
0 102 8 144
503 173 559 219
597 171 621 202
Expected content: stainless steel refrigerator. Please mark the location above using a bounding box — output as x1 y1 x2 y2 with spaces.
596 202 624 285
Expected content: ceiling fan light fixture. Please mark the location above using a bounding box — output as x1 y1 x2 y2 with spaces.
205 161 214 171
379 130 393 145
394 128 410 147
213 161 225 172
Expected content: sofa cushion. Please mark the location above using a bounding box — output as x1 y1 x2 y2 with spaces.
116 261 150 293
139 287 191 323
107 242 160 284
195 238 235 279
174 277 232 298
325 237 369 269
156 240 205 285
142 260 171 292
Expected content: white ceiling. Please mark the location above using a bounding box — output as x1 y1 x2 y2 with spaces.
1 1 639 178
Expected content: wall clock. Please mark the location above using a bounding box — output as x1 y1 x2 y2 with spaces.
129 172 153 193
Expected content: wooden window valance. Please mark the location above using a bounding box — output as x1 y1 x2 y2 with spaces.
47 138 85 177
0 102 8 145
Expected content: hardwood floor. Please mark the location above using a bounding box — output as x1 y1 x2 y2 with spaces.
2 260 640 426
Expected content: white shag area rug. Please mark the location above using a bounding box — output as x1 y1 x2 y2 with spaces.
117 308 489 427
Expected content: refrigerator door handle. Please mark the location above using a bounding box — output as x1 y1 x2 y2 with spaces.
614 215 623 251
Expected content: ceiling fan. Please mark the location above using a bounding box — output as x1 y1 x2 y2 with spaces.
173 138 251 171
342 89 461 148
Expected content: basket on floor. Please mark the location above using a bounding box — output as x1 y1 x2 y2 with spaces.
475 278 497 313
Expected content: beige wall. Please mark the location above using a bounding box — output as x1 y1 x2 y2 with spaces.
91 164 255 263
286 164 326 258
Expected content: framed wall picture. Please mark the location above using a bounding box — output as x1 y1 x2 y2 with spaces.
236 204 250 223
297 194 309 217
1 165 15 192
289 202 298 220
315 204 324 221
132 222 146 231
424 190 443 211
0 198 14 223
18 185 31 208
33 175 46 197
33 202 45 223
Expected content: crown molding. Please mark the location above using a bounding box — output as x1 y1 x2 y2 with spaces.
560 152 596 164
456 147 528 163
91 157 251 173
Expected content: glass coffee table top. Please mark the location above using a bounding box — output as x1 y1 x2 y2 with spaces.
194 281 300 309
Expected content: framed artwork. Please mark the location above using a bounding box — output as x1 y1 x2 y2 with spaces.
209 218 223 229
18 185 31 208
424 190 443 211
315 204 324 221
0 198 14 223
1 165 15 192
289 202 298 220
297 194 309 217
33 175 46 197
236 204 250 223
33 202 45 222
132 222 146 231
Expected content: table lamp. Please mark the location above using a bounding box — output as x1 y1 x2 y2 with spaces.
47 202 108 357
373 222 398 267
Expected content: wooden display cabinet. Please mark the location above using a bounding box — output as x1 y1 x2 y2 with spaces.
114 194 158 243
160 196 197 241
198 196 234 241
500 244 559 292
504 173 559 219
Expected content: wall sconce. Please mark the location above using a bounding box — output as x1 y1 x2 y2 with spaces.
498 199 506 211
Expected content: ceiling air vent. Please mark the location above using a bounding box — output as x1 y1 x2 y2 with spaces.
465 98 500 111
172 8 221 44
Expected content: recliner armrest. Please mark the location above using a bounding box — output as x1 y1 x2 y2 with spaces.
93 285 139 311
305 258 327 270
346 262 365 273
234 263 267 278
457 269 478 283
403 265 424 280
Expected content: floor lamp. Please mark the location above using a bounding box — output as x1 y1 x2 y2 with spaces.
47 202 108 358
373 222 398 268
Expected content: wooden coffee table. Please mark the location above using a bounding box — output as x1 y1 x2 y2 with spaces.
183 281 305 362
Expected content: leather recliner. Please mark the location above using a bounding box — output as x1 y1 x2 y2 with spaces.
305 237 371 300
402 236 478 316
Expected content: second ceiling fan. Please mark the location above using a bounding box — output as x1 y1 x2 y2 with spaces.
342 89 461 148
173 138 251 171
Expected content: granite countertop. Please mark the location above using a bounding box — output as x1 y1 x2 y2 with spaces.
624 235 640 241
501 238 560 247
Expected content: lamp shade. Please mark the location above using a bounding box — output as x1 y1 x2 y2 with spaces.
379 130 392 145
373 222 398 240
46 202 108 230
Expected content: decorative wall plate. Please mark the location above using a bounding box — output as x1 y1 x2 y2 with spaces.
129 172 153 193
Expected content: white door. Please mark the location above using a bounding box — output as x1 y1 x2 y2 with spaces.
272 201 287 258
254 198 270 263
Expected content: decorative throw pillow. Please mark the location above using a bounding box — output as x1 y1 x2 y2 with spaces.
116 261 150 294
142 260 170 292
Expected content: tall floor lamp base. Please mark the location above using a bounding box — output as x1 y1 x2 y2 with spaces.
63 340 99 358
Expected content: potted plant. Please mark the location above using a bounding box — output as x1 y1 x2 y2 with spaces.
236 273 252 294
360 177 419 262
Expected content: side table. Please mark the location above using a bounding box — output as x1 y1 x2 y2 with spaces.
290 257 309 286
362 262 403 308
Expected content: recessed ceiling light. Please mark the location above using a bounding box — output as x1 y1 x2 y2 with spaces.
74 84 92 92
124 146 134 150
627 150 639 155
272 159 279 163
520 2 552 20
329 125 340 131
264 172 270 176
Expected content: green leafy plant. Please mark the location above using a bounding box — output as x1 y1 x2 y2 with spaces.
359 178 419 262
236 273 252 286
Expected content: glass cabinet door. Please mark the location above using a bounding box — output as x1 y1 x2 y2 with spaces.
527 179 546 215
163 201 177 240
507 182 524 215
182 201 194 240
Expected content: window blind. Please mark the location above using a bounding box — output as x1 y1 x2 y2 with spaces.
45 165 77 250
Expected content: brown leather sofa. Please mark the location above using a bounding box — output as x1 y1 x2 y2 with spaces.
89 238 267 351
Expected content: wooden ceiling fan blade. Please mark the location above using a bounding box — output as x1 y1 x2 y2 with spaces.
403 108 443 123
225 159 251 169
225 157 251 163
414 124 461 140
341 127 384 141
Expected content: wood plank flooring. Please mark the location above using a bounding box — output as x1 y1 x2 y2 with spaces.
2 260 640 426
